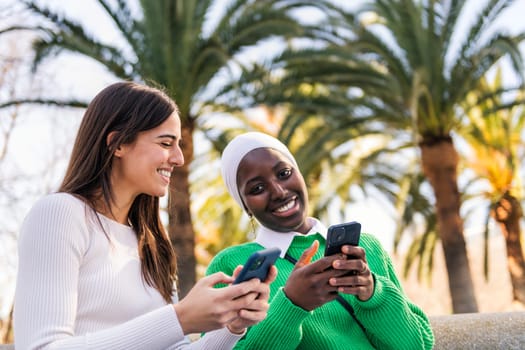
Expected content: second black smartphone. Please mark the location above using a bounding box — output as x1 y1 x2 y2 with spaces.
324 221 361 256
233 247 281 284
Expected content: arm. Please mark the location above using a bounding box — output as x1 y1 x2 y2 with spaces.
233 288 310 349
14 194 185 350
351 235 435 350
15 195 258 350
206 244 323 350
167 260 275 350
167 328 243 350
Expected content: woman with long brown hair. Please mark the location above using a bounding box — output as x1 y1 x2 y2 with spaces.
13 82 275 349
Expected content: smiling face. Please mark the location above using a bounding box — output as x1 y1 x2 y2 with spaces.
236 148 310 234
112 112 184 200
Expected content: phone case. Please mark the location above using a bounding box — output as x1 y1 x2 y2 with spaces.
324 221 361 256
233 247 281 284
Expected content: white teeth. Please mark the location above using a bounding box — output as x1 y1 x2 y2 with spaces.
275 200 295 213
158 169 171 177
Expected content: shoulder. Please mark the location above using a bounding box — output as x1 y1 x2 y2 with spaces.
214 242 263 260
359 232 396 276
360 232 388 254
22 193 89 229
29 192 87 214
19 193 92 247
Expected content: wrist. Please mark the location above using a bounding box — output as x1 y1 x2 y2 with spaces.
173 303 189 334
227 324 246 335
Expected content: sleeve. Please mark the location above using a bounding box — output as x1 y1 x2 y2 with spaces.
167 328 243 350
232 288 311 350
13 195 185 350
166 286 243 350
352 235 435 350
206 250 311 350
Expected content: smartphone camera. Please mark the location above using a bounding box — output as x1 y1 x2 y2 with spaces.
332 227 346 244
325 221 361 257
249 257 265 271
233 247 281 284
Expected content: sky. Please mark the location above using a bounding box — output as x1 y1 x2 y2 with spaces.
1 0 525 318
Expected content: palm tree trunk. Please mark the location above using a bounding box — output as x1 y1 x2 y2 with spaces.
420 138 479 313
168 120 196 298
0 303 14 343
492 192 525 304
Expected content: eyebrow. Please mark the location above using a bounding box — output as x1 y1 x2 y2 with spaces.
244 160 289 185
272 160 288 172
156 134 177 140
245 176 262 186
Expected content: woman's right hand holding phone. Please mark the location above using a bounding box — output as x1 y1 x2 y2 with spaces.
283 241 348 311
174 268 276 335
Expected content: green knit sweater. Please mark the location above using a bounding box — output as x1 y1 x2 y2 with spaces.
206 233 434 350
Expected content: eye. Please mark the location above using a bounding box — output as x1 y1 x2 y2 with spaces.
248 183 265 195
277 168 292 179
159 138 175 147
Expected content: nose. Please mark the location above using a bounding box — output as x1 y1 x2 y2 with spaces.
169 146 184 167
269 180 286 199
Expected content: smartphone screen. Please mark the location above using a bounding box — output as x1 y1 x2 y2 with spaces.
233 247 281 284
324 221 361 256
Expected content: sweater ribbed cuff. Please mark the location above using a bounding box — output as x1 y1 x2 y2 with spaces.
356 273 386 309
272 287 311 322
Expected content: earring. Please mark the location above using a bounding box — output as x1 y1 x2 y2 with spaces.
248 213 256 235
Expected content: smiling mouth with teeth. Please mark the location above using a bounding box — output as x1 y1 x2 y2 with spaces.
274 199 296 213
158 169 171 177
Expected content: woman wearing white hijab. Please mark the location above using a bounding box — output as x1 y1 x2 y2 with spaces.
207 131 434 349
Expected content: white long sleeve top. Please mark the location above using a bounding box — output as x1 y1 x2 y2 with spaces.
14 193 242 350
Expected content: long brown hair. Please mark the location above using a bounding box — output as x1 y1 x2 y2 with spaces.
60 81 178 303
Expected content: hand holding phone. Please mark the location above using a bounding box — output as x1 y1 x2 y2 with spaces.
324 221 361 256
233 247 281 284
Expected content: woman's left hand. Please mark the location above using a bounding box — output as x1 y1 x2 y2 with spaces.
329 245 374 301
226 265 277 334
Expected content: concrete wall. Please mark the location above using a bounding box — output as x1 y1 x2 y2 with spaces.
1 311 524 349
430 311 525 349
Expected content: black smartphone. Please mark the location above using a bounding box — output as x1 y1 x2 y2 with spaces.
324 221 361 256
233 247 281 284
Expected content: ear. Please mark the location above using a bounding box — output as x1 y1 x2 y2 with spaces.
107 131 124 157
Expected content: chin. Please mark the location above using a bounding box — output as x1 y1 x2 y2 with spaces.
148 188 168 197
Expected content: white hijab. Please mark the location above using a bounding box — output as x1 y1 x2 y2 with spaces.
221 132 298 210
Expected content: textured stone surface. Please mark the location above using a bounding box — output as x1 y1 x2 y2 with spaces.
430 311 525 350
1 312 524 349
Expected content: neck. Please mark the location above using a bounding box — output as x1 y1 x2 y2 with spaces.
295 217 314 234
93 193 133 226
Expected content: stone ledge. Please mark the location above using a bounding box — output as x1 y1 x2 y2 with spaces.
1 311 524 349
430 311 525 350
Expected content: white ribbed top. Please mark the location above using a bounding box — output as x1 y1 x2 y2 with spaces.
14 193 241 350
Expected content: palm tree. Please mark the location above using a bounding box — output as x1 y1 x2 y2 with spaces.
3 0 338 295
199 0 525 312
460 69 525 304
245 0 525 312
329 0 525 313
